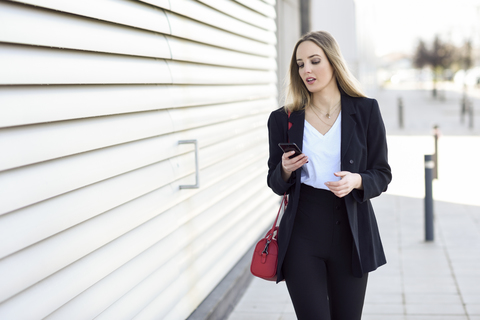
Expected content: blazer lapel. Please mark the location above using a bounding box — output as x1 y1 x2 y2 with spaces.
287 109 305 150
341 95 357 161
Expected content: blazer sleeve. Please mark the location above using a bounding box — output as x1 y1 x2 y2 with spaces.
267 109 296 195
351 99 392 203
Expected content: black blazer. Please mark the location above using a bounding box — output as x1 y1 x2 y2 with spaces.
267 93 392 283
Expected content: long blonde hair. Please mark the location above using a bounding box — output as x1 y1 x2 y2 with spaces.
284 31 366 112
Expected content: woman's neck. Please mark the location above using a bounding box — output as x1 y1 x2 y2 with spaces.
311 85 341 113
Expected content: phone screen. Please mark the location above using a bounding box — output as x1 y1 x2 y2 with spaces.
278 143 302 159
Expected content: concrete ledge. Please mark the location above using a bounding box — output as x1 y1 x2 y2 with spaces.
187 244 256 320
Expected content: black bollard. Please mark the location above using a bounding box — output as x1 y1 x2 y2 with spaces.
424 155 434 241
398 97 404 129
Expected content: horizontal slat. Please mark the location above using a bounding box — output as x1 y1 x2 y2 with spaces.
167 60 276 84
172 130 268 179
0 116 268 258
170 0 276 44
197 0 275 31
0 98 273 171
0 110 174 171
167 84 276 109
0 1 171 58
0 154 268 312
0 139 179 214
7 0 171 34
262 0 276 5
0 84 276 127
0 44 171 85
0 160 173 259
166 36 276 70
168 98 276 131
0 43 275 85
0 85 172 128
167 11 276 57
94 177 273 320
234 0 276 18
138 0 169 9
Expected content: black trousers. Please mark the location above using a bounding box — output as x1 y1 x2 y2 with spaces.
282 184 368 320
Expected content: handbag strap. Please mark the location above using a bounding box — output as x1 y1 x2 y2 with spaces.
266 110 292 240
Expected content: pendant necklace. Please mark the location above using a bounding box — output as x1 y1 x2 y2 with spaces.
310 99 341 126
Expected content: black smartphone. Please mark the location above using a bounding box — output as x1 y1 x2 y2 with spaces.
278 142 302 159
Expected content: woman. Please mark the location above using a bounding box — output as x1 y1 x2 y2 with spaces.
267 31 392 319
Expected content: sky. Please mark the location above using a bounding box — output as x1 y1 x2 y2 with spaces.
370 0 480 56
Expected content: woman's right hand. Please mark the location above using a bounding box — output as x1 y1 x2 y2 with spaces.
281 151 308 182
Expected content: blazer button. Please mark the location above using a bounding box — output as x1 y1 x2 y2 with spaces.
349 159 354 164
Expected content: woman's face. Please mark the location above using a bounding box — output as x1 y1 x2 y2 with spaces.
296 41 335 94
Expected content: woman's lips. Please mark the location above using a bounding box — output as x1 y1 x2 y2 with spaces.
306 77 316 84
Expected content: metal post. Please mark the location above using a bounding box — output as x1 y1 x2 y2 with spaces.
398 97 404 129
424 155 435 241
468 100 474 129
433 125 439 180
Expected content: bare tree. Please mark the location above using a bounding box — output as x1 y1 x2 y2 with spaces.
413 36 456 97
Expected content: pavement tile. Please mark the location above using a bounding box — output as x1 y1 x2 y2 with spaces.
404 317 468 320
233 299 286 313
463 294 480 304
403 282 458 294
362 316 405 320
364 293 404 304
228 313 281 320
279 313 297 320
363 303 404 314
406 303 466 315
282 303 295 314
467 304 480 315
404 293 462 304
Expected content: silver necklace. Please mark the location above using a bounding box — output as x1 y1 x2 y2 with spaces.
310 106 333 126
313 99 341 119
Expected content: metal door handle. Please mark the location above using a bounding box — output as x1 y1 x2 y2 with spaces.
178 139 199 189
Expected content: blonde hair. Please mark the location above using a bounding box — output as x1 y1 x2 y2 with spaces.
284 31 366 113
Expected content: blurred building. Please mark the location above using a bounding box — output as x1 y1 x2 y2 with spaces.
0 1 302 319
310 0 378 95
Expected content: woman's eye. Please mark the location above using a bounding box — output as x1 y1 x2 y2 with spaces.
312 59 320 65
297 64 304 68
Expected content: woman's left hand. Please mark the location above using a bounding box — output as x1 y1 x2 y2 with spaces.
325 171 363 198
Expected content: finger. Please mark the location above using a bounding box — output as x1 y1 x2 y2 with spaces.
283 154 308 171
334 171 350 178
325 179 346 188
286 154 307 165
290 155 308 169
327 183 351 193
282 151 295 160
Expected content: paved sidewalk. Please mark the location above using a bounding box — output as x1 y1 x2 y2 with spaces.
227 87 480 319
228 195 480 320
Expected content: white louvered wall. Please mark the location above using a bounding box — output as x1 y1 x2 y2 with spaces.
0 0 279 319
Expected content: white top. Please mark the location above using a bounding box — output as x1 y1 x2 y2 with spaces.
300 112 342 190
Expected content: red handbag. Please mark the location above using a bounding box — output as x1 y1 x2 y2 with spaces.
250 194 287 281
